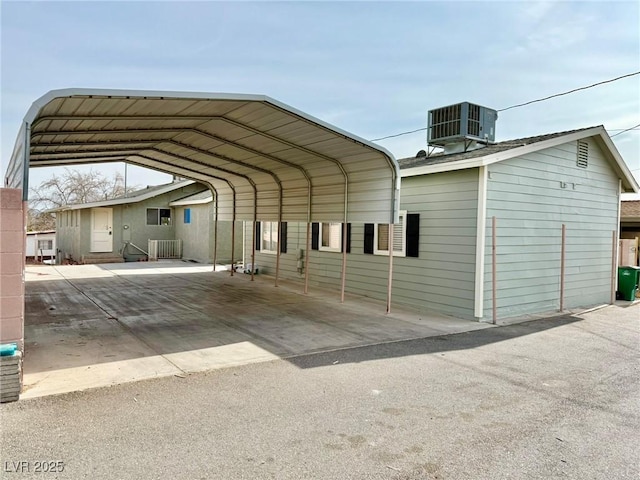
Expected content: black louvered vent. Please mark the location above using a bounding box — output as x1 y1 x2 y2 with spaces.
467 103 480 137
577 140 588 168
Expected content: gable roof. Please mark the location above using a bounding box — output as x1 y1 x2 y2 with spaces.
399 125 639 193
169 190 213 206
51 179 197 211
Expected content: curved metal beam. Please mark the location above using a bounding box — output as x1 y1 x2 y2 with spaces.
126 154 239 276
31 128 316 287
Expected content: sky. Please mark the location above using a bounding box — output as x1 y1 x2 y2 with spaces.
1 0 639 196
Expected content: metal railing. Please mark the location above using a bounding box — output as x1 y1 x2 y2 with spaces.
148 239 182 260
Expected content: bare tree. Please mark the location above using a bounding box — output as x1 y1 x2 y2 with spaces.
27 168 137 231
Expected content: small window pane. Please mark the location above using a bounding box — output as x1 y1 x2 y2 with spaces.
321 223 341 250
374 212 406 256
147 209 159 225
261 221 278 253
184 208 191 224
377 224 389 250
37 239 53 250
160 209 171 225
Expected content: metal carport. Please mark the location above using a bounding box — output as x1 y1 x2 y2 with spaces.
5 88 400 308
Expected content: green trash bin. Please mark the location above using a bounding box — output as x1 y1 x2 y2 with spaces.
618 267 640 301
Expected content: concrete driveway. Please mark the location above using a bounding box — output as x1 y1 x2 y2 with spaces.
4 300 638 479
23 262 494 398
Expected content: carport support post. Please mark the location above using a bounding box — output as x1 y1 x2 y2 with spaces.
340 222 347 303
212 192 218 272
251 220 256 281
560 224 566 311
275 221 281 287
386 223 394 314
304 222 311 294
492 216 497 324
230 219 235 276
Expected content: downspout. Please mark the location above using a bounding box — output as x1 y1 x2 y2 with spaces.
474 166 488 319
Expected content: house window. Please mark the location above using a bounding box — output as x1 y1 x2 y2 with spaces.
577 140 588 168
320 222 342 252
147 208 172 225
255 222 287 254
183 208 191 224
311 223 350 253
365 212 419 258
374 211 407 257
37 239 53 250
260 221 278 254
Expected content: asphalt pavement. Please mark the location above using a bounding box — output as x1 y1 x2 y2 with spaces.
1 303 638 480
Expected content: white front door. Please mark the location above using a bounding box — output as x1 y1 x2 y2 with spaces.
91 208 113 252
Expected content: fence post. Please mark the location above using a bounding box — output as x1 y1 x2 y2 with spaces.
560 224 566 312
611 230 617 304
492 216 497 324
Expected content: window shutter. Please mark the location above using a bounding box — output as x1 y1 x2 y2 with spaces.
255 222 261 251
341 223 352 253
392 217 404 253
364 223 374 254
311 223 319 250
280 222 287 253
406 214 420 258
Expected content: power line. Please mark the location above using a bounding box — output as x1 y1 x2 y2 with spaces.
371 127 427 142
370 71 640 142
497 71 639 112
611 123 640 137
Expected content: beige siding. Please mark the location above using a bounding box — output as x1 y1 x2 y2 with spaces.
175 204 242 264
176 205 211 263
246 169 479 319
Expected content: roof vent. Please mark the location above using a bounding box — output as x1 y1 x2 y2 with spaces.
577 140 588 168
428 102 497 149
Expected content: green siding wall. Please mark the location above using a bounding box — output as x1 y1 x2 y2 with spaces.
484 139 619 319
245 169 479 319
56 183 207 262
175 204 243 264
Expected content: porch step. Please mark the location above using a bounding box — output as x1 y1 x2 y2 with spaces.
80 254 124 264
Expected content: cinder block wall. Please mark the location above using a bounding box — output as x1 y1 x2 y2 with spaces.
0 189 25 350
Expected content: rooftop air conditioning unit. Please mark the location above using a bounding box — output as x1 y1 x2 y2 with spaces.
427 102 497 147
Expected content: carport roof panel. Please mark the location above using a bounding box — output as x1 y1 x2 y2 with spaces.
8 88 400 223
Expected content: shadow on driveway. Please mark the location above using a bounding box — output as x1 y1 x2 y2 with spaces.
22 262 590 397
